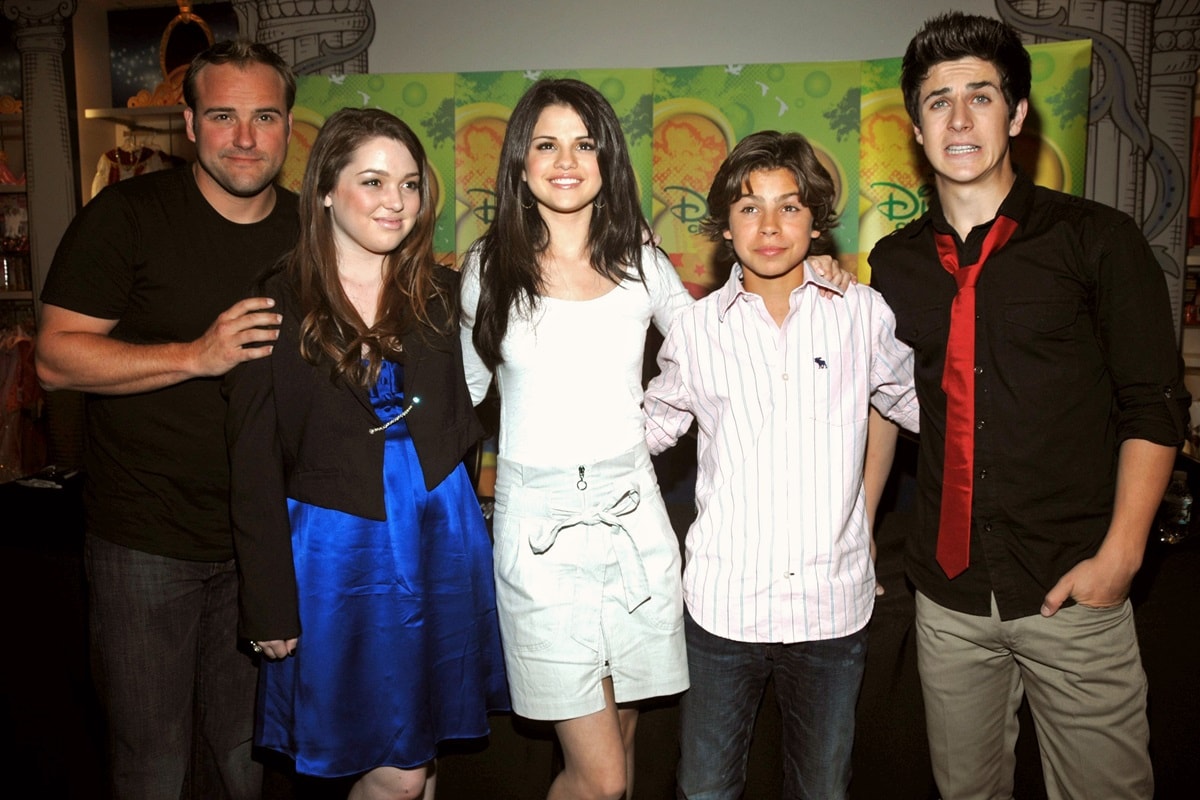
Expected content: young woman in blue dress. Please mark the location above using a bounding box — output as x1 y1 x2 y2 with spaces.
226 107 508 799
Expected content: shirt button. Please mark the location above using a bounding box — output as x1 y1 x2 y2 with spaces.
975 366 984 375
984 522 993 532
782 373 789 380
978 468 987 479
976 419 985 430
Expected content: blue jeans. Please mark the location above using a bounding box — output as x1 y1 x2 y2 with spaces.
676 610 868 800
85 534 261 800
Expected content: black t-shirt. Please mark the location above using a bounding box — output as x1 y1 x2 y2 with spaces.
42 166 299 560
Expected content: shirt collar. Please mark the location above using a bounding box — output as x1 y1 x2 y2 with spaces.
716 261 843 321
918 167 1035 241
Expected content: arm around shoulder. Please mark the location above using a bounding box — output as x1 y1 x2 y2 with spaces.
35 297 283 395
34 303 198 394
36 180 280 393
643 315 696 455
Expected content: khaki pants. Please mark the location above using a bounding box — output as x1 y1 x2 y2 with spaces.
915 592 1152 800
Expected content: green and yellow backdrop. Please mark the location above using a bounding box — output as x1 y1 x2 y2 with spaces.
280 40 1091 293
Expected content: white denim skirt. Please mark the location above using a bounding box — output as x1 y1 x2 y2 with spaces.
492 444 689 720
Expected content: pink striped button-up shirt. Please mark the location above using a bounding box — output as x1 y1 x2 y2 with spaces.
644 263 919 643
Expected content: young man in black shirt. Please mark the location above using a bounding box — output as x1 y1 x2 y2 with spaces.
870 12 1188 799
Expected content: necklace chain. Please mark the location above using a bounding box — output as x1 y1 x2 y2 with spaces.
368 396 420 434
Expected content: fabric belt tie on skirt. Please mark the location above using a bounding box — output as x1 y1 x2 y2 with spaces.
527 486 651 614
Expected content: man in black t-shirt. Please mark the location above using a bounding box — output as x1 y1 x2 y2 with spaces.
36 41 299 800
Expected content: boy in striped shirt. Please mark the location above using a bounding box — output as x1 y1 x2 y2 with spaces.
644 130 918 800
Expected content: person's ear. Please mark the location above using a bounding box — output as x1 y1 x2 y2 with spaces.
1008 98 1029 138
184 108 198 144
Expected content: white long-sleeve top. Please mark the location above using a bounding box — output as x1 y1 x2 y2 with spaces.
644 263 920 643
460 245 693 466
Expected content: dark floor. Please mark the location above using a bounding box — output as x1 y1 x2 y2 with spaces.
4 438 1199 798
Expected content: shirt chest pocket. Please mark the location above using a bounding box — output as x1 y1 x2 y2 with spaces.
1002 300 1085 388
800 347 870 428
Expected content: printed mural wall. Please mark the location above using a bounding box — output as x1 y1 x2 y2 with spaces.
280 40 1091 291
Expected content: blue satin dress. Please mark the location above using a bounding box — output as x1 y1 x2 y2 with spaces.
255 361 510 778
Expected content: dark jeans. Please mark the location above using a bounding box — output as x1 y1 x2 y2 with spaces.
85 533 261 800
676 609 868 800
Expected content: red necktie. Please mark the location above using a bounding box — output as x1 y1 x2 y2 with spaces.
933 215 1017 579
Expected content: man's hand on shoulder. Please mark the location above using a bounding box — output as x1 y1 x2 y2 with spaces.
808 254 856 298
190 296 282 376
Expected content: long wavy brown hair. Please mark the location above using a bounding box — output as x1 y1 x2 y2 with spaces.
472 78 650 371
288 107 450 387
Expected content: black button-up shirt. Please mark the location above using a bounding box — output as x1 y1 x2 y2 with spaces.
869 172 1189 619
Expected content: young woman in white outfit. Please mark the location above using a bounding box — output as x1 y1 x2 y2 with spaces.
460 78 691 800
